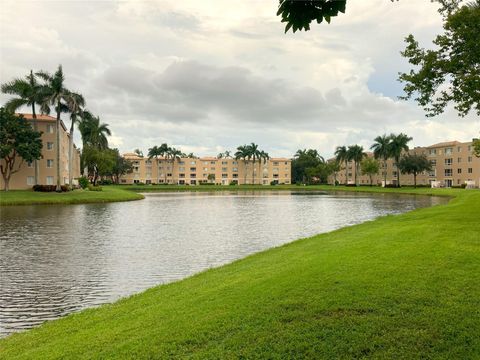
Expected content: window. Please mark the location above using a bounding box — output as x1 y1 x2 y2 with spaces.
232 161 238 165
458 157 462 163
222 161 228 165
47 142 54 150
445 147 452 155
468 146 472 151
457 147 462 152
179 167 185 171
210 167 215 171
203 167 209 171
233 174 238 178
284 161 288 165
47 159 54 168
190 174 196 178
444 169 452 177
273 162 279 166
190 161 196 165
179 174 185 178
167 173 172 177
232 167 238 172
145 160 152 165
178 161 185 165
222 173 228 178
445 158 453 166
457 168 462 174
468 156 472 162
222 167 228 172
429 149 436 156
27 176 35 185
204 161 209 165
203 173 208 178
468 168 473 174
46 176 54 185
46 124 54 133
190 167 196 172
210 161 216 165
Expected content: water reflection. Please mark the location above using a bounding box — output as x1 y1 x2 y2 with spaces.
0 191 447 336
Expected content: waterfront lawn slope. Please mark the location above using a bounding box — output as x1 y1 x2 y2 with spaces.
0 187 144 205
1 190 479 359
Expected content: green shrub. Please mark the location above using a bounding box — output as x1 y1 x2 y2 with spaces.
88 185 103 191
33 185 69 192
99 179 113 185
78 176 89 189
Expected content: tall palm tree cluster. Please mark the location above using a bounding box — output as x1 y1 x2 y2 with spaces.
335 133 412 187
234 143 269 185
1 65 111 191
147 143 185 184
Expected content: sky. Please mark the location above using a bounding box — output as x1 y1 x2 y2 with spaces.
1 0 478 158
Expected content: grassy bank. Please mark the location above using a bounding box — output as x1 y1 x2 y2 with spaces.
0 188 478 358
0 186 144 206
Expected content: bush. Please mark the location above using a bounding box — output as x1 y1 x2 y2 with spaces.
33 185 69 192
78 176 89 189
99 179 113 185
88 184 103 191
229 181 238 186
270 181 278 186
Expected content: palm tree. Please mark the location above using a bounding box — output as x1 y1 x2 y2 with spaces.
334 146 349 185
78 114 111 150
371 134 392 187
259 150 270 184
294 149 307 158
36 65 74 191
66 92 86 187
156 143 170 184
347 145 367 186
1 70 46 185
235 145 250 185
389 133 413 187
169 147 183 184
248 143 261 184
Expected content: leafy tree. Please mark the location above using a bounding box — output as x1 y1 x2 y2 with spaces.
0 109 42 191
292 149 324 184
36 65 76 191
399 1 480 117
473 138 480 157
207 173 216 183
277 0 346 33
108 149 133 184
371 134 392 187
81 146 116 186
327 160 341 186
334 146 349 185
133 148 143 157
2 70 47 185
347 145 366 186
398 153 432 188
360 157 380 186
389 133 413 187
169 147 183 184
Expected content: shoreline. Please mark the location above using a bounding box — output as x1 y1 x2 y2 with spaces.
1 188 478 358
0 184 461 206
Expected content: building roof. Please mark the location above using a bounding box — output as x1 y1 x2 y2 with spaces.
16 113 67 131
427 141 462 148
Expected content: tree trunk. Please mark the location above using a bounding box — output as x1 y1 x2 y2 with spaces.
244 159 247 185
56 100 62 192
1 170 10 191
396 157 401 187
345 160 348 185
31 104 39 185
68 121 74 188
414 172 417 188
370 174 373 186
383 158 387 187
252 159 255 185
355 162 359 186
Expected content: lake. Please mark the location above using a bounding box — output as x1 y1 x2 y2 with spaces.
0 191 447 337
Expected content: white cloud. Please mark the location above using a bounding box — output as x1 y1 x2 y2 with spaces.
1 0 477 159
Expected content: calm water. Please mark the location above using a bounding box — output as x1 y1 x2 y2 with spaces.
0 191 447 337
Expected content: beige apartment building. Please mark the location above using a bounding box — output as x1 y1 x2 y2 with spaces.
0 114 81 190
120 153 291 185
329 140 480 188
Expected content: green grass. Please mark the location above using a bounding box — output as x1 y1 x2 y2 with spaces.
0 188 478 359
0 186 144 206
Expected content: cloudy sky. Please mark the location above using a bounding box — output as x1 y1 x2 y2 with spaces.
1 0 478 158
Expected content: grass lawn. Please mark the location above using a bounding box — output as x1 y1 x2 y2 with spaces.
0 186 144 206
0 188 479 359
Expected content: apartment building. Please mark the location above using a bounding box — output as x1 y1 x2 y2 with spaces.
329 140 480 188
0 114 81 190
120 153 291 185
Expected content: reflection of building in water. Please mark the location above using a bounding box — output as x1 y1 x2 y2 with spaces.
121 154 292 186
329 140 480 188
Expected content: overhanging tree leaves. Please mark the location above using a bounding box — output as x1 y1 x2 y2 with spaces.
0 108 42 191
399 1 480 117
